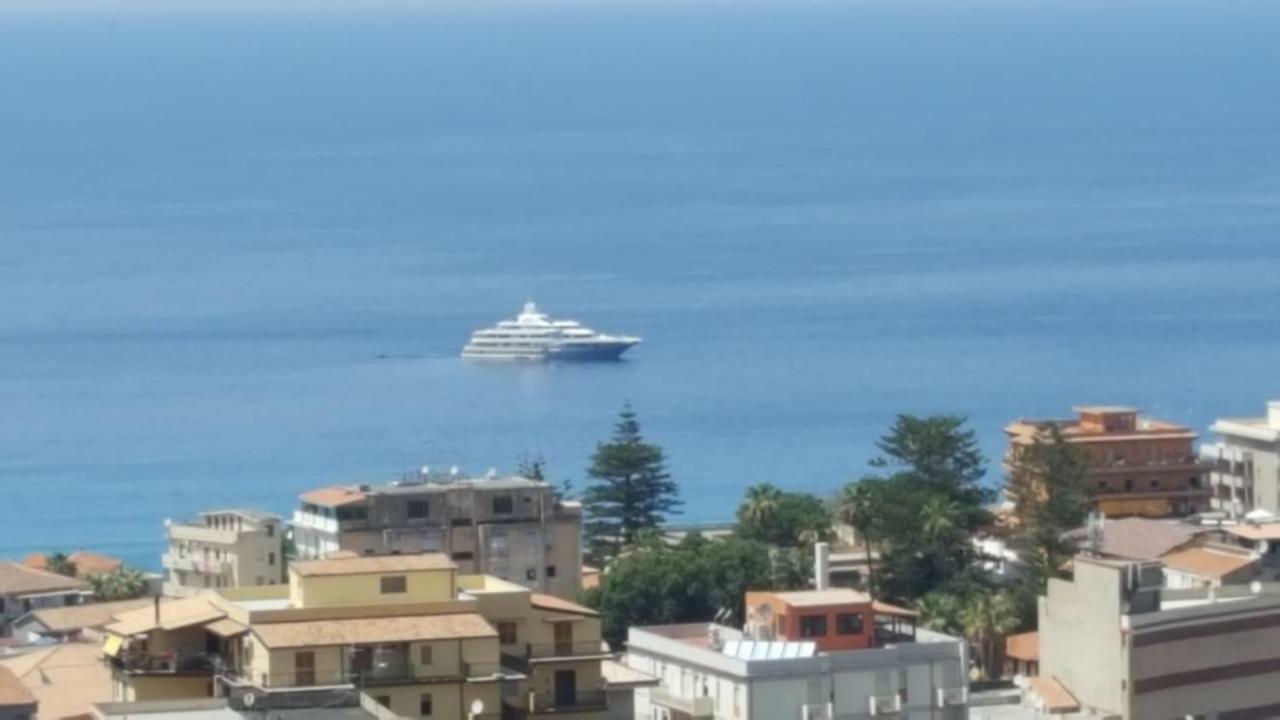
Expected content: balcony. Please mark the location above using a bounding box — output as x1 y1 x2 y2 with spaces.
168 523 238 545
500 642 612 674
112 650 218 676
505 689 609 718
648 689 713 718
162 553 231 575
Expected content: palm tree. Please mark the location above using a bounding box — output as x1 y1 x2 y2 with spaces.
741 483 783 528
838 482 878 596
45 552 78 577
961 591 1020 680
920 496 961 546
89 568 150 601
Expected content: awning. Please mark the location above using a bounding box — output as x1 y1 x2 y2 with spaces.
206 618 249 638
102 634 124 658
872 601 920 619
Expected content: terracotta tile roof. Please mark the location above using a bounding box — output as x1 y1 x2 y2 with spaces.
530 593 599 617
0 561 89 596
291 553 455 577
253 612 495 649
104 598 224 637
25 598 153 634
299 486 367 507
22 551 122 577
0 642 111 718
206 618 249 637
0 665 36 706
1005 631 1039 662
1070 517 1202 562
1029 675 1080 713
1160 546 1257 579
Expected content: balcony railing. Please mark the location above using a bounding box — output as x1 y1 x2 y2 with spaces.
505 689 609 717
500 642 611 673
162 553 231 575
114 651 218 675
228 662 502 692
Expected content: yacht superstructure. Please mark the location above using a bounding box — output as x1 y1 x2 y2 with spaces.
462 301 641 361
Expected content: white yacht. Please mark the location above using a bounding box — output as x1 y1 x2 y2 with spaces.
462 301 641 361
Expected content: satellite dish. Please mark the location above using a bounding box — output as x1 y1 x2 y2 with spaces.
242 692 256 708
470 699 485 715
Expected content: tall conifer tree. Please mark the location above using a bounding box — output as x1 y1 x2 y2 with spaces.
582 404 680 563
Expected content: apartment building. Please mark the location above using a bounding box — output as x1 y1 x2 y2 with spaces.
291 470 583 597
162 509 285 597
101 552 627 720
626 589 968 720
1201 400 1280 517
0 562 88 637
1005 406 1210 518
1035 554 1280 718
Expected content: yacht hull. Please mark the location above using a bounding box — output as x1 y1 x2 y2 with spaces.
547 340 639 361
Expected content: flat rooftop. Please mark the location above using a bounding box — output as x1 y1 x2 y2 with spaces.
291 553 456 577
300 474 552 506
768 589 872 607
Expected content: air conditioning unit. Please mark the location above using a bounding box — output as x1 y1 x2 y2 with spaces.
936 687 968 707
868 694 901 715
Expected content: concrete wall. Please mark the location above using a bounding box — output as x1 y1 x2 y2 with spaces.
121 675 213 702
291 567 455 608
1039 561 1128 715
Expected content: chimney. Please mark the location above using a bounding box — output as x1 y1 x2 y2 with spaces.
154 594 161 626
814 542 830 591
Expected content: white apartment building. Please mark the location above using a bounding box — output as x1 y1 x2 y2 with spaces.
625 622 968 720
162 509 284 597
1201 401 1280 517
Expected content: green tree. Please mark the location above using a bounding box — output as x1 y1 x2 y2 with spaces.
1006 423 1089 623
736 490 831 548
581 404 680 563
740 484 783 528
961 589 1020 680
583 533 806 646
45 552 78 577
838 480 880 595
88 568 151 601
862 415 994 601
516 453 548 482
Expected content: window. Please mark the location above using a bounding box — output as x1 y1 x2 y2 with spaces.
492 496 514 514
419 693 433 716
498 622 518 645
420 644 433 665
266 524 275 537
380 575 407 594
836 612 864 636
407 500 430 520
799 615 827 638
526 568 538 581
268 552 276 566
451 551 474 561
546 565 557 578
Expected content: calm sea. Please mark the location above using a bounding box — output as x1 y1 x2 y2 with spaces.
2 0 1279 568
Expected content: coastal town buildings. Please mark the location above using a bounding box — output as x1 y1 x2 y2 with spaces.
11 597 152 643
1031 554 1280 718
1 641 114 720
162 509 285 597
1201 400 1280 517
1005 406 1210 518
291 471 583 597
100 551 631 719
626 589 968 720
0 562 88 637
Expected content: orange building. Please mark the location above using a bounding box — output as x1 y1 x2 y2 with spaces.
743 589 918 653
1005 406 1210 518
